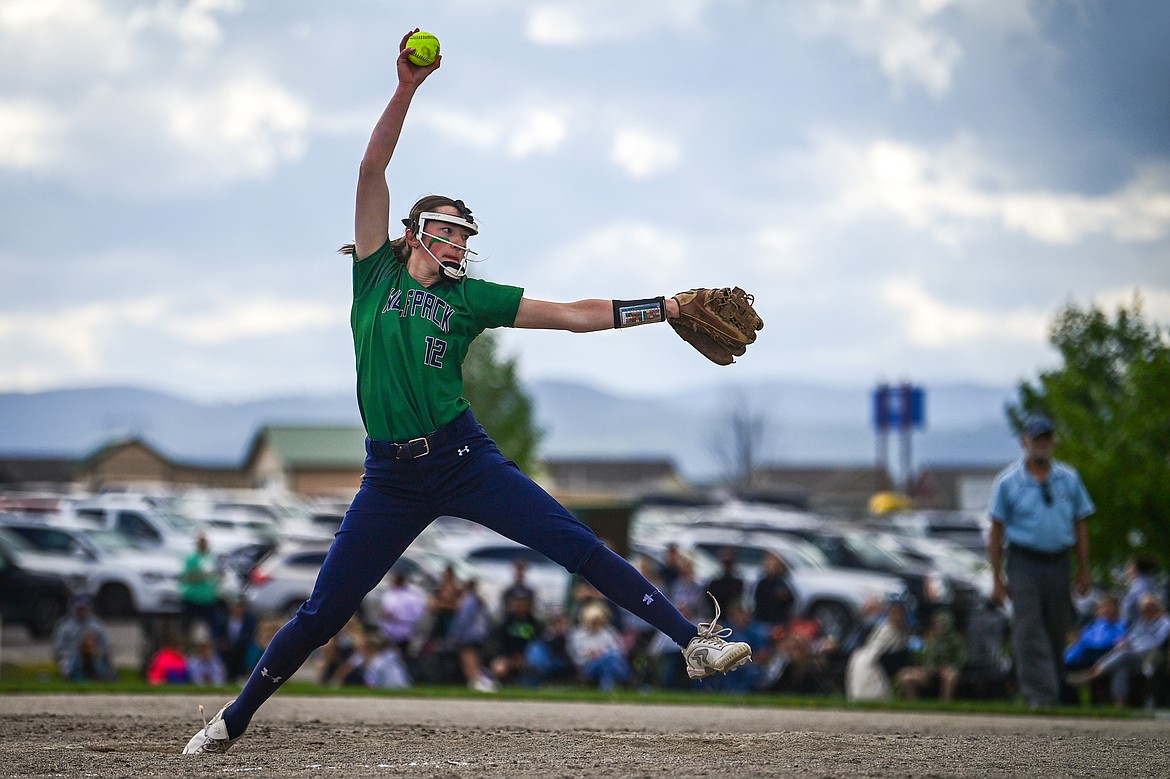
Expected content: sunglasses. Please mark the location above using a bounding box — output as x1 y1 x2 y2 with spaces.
1040 482 1053 506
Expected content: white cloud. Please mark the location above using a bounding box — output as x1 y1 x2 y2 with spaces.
166 298 344 345
525 222 692 297
0 98 63 169
417 103 572 159
610 128 681 179
793 0 963 98
796 133 1170 246
525 0 709 46
127 0 242 50
165 73 310 179
509 109 568 158
881 277 1047 347
1091 286 1170 325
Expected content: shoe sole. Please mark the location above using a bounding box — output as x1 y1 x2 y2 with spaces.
686 647 752 679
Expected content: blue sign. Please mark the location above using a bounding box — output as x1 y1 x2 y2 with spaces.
873 383 926 431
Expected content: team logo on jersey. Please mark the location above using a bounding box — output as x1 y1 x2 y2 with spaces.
382 287 456 333
457 446 470 456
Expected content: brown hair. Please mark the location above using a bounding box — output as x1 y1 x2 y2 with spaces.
337 194 471 260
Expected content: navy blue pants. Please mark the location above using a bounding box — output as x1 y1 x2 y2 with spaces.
224 410 696 737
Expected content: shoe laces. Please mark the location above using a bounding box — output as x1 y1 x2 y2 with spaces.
695 592 733 645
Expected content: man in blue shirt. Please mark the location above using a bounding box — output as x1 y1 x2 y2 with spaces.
988 414 1094 708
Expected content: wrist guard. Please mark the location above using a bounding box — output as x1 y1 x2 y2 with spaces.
612 297 666 329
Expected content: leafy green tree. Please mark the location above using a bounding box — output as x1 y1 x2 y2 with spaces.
462 330 543 474
1008 297 1170 573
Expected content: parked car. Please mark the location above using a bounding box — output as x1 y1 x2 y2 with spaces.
245 541 476 625
63 494 261 557
0 516 184 616
424 531 574 619
0 542 71 638
763 523 980 627
883 510 990 554
648 527 909 639
176 490 335 544
0 525 94 600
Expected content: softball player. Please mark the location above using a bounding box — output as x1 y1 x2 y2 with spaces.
184 29 750 755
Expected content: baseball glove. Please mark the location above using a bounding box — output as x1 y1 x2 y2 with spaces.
668 287 764 365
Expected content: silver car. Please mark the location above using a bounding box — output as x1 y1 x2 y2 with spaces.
245 541 474 625
649 527 908 639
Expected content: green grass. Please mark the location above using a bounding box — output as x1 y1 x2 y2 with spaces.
0 661 1149 719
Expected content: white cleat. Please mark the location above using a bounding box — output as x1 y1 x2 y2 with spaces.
182 700 240 755
682 593 753 680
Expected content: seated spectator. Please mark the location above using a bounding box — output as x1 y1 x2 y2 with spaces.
187 632 228 686
361 634 412 690
525 612 573 684
378 571 427 657
318 620 366 687
1068 593 1170 707
752 552 797 634
956 601 1013 700
1064 595 1125 672
146 631 191 685
760 617 834 696
218 595 261 682
1121 555 1160 628
489 594 543 685
845 599 912 701
704 549 745 618
448 579 496 693
895 611 968 702
415 566 462 684
500 558 536 615
51 595 115 682
567 602 629 692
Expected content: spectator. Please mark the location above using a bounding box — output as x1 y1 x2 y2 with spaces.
147 631 191 685
845 599 912 701
657 543 684 591
761 617 834 696
361 634 411 689
1067 593 1170 707
378 571 427 657
218 595 261 682
447 579 496 692
956 601 1013 700
705 549 746 618
500 557 536 614
416 565 462 683
181 534 224 641
1120 555 1160 629
667 555 705 620
51 595 115 682
525 611 573 684
489 594 543 685
318 619 371 687
895 611 969 702
752 552 797 632
188 633 228 686
987 414 1094 709
568 602 629 692
1064 595 1125 672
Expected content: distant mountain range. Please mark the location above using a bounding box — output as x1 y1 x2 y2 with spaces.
0 380 1021 479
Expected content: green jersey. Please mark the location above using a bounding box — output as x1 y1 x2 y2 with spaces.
351 241 523 441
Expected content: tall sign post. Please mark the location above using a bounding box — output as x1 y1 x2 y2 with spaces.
872 383 926 494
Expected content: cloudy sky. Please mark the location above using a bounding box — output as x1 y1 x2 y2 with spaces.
2 0 1167 403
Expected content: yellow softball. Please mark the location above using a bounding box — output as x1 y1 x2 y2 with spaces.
406 31 439 66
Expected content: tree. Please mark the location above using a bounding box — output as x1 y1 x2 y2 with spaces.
714 388 771 489
1007 297 1170 572
462 330 543 474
